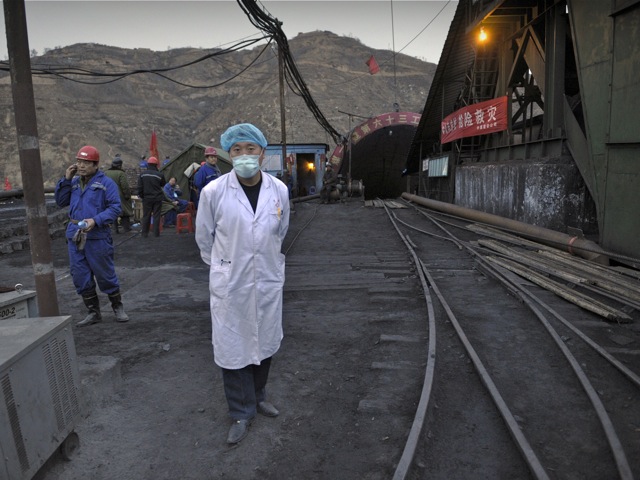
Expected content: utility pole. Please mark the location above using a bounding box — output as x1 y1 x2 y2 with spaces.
337 110 370 182
4 0 60 316
347 115 352 182
390 0 398 108
277 37 287 176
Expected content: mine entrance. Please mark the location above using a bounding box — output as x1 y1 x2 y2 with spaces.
296 153 317 197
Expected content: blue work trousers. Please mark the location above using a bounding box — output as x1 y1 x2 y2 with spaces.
68 237 119 296
221 357 272 421
176 199 188 213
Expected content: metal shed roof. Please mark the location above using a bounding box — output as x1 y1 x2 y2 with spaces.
406 0 476 172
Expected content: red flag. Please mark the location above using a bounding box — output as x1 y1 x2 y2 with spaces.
366 55 380 75
150 130 159 159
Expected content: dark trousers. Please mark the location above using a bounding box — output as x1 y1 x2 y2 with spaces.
320 183 336 202
221 357 272 421
141 198 163 237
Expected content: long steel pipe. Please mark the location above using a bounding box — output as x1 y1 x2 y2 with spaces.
401 193 609 264
291 193 320 203
0 187 55 199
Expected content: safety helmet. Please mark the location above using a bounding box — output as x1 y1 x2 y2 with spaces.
204 146 217 156
76 145 100 162
147 156 159 165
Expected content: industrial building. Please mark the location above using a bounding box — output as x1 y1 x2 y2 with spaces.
404 0 640 263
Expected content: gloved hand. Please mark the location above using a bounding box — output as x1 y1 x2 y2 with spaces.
72 229 87 251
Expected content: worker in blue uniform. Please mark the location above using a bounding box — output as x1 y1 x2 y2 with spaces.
55 145 130 327
162 177 188 227
193 146 221 207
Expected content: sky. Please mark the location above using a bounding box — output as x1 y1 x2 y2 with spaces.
1 0 457 63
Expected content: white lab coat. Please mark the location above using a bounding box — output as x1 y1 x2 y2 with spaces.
195 171 290 369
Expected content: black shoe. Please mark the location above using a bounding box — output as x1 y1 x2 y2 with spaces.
227 419 253 444
257 401 279 417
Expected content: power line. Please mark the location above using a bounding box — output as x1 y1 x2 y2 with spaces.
396 0 452 58
236 0 342 144
0 36 272 88
325 0 453 88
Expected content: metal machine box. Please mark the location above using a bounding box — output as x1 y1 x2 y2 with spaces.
0 290 38 321
0 316 81 479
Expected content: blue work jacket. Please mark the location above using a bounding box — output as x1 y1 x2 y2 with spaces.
55 170 121 240
163 182 183 201
193 163 221 192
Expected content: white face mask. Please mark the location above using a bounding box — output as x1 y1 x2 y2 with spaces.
232 154 261 178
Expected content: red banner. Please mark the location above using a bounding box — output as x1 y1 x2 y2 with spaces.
441 96 508 144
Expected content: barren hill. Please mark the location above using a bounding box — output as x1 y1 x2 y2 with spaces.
0 31 435 187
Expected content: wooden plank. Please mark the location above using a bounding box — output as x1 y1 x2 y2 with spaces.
485 256 632 322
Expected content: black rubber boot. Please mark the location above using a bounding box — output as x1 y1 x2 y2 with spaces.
78 292 102 327
108 292 130 322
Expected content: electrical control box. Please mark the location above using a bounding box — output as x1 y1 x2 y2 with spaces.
0 289 38 321
0 316 81 479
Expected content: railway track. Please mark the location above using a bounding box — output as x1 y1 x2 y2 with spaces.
380 199 640 479
17 197 640 479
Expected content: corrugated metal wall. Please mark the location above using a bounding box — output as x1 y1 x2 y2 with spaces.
568 0 640 259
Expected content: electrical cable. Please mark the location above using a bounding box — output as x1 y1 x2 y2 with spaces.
0 35 271 88
326 0 453 88
39 38 274 88
236 0 342 144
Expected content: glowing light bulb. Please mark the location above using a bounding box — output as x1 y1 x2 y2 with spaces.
478 27 488 43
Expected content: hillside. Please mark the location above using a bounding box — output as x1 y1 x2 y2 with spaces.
0 31 435 187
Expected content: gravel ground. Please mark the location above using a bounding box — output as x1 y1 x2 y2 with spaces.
1 198 638 480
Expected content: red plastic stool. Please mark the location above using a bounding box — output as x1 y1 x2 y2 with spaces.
176 212 193 234
186 202 196 216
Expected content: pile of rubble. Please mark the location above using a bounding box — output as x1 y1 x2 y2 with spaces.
0 198 69 254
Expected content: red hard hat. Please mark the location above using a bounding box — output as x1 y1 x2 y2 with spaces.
204 147 217 156
76 145 100 162
147 156 159 165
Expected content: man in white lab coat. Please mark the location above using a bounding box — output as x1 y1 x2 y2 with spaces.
195 123 291 444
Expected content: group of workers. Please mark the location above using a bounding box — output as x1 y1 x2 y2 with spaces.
137 146 222 235
54 123 290 446
94 146 221 237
